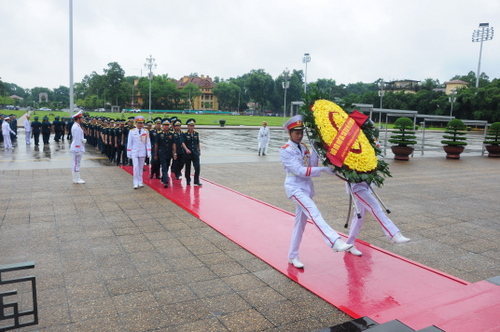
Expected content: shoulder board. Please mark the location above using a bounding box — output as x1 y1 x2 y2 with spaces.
281 144 290 149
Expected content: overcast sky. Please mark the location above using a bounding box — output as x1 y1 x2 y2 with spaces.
1 0 499 90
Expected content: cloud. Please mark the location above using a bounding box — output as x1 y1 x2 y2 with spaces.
1 0 499 89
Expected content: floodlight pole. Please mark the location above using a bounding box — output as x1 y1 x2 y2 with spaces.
472 23 494 88
378 81 385 129
69 0 74 117
302 53 311 94
144 55 157 121
449 88 457 117
282 68 290 119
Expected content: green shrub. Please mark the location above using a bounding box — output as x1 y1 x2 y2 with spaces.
441 119 467 146
484 122 500 146
388 117 417 147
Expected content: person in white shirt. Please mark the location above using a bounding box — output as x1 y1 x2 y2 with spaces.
127 115 151 189
258 121 270 156
2 117 16 149
70 111 86 184
24 114 32 145
280 115 352 269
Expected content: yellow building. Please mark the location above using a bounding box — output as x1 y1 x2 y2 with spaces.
177 75 219 110
444 80 469 95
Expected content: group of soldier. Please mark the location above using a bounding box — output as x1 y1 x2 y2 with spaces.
79 115 202 188
28 115 74 146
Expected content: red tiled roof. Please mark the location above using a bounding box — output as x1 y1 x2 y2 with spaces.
177 76 216 89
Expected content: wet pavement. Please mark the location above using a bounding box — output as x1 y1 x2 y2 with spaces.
1 118 499 331
0 125 489 170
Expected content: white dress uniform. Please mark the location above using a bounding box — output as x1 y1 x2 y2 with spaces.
345 182 400 244
258 125 270 155
127 127 151 187
280 139 343 260
70 112 86 184
24 118 32 145
2 120 16 149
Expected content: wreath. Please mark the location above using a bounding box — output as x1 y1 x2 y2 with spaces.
300 94 391 187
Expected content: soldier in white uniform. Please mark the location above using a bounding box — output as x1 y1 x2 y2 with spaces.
70 111 86 184
2 116 16 149
258 121 270 156
24 114 32 145
127 115 151 189
280 115 352 269
345 182 410 256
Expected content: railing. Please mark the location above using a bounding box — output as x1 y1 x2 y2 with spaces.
0 262 38 332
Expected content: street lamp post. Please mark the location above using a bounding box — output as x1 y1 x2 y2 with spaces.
282 68 290 119
302 53 311 94
144 55 157 121
472 23 494 88
449 88 457 117
378 80 385 129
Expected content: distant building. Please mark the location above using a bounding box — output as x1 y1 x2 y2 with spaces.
444 80 469 95
385 79 420 94
177 75 219 110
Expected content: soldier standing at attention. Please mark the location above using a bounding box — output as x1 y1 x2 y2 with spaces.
24 114 32 145
70 111 86 184
31 116 42 146
155 119 176 188
127 115 151 189
258 121 270 156
280 115 352 269
171 118 185 180
124 116 135 166
149 117 162 179
181 118 202 186
115 119 126 166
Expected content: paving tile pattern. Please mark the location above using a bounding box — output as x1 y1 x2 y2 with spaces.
0 167 350 331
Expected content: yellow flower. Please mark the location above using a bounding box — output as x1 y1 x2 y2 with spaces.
311 100 378 173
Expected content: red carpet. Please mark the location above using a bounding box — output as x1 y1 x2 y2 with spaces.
122 166 500 331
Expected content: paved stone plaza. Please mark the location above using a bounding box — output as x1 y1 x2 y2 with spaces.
0 124 499 331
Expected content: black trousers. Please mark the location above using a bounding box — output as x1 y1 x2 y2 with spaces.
184 154 200 184
42 132 50 144
33 133 40 146
172 154 185 178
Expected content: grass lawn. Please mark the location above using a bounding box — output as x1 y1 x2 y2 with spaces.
1 108 459 130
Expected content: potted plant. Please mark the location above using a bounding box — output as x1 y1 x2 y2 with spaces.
219 119 226 127
483 122 500 157
441 119 467 159
388 117 417 160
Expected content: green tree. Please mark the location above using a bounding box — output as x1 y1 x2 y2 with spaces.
213 82 241 111
181 83 202 110
246 69 274 114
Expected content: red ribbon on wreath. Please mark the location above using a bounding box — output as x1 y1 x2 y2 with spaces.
326 110 368 167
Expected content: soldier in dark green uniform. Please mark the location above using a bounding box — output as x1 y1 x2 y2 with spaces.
149 117 162 178
41 116 51 145
171 118 185 180
154 119 176 188
181 118 202 186
53 116 63 142
124 117 135 166
115 119 126 165
31 116 42 146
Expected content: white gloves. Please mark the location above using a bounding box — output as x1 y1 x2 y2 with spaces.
82 138 87 144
